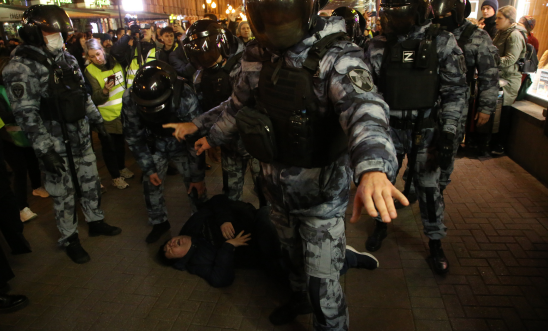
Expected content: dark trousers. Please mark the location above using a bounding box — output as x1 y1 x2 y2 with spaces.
98 133 126 179
0 245 14 287
0 140 31 256
2 141 42 210
491 106 513 147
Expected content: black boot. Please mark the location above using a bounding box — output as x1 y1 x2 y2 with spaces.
146 221 171 243
0 294 29 314
395 192 417 209
65 233 90 264
269 291 313 326
88 220 122 237
366 221 387 252
429 239 449 274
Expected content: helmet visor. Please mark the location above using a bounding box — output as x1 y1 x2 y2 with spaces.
183 33 222 70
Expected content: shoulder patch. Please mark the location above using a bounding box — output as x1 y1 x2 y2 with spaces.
347 69 373 92
11 83 25 99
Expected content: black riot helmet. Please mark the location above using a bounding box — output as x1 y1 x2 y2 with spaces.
380 0 432 35
18 5 74 46
131 60 177 120
245 0 317 51
183 20 238 70
332 7 363 42
431 0 470 31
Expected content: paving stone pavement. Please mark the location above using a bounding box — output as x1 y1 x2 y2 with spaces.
1 137 548 331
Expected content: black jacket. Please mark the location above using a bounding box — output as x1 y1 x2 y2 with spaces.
484 15 498 40
168 41 196 82
110 35 156 68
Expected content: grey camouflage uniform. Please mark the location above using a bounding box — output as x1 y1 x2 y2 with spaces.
364 21 468 240
192 39 261 202
194 16 398 331
439 20 500 188
122 82 207 225
2 45 105 245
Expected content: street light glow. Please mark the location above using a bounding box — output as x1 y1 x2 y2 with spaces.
202 4 205 8
122 0 143 11
206 0 211 3
211 2 216 8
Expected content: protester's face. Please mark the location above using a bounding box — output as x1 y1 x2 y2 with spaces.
142 28 152 41
164 235 192 259
102 40 113 48
495 12 512 30
482 6 495 18
117 32 124 40
162 32 174 48
79 37 86 48
240 23 251 39
88 49 106 65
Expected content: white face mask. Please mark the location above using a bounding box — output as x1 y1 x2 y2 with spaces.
45 32 64 52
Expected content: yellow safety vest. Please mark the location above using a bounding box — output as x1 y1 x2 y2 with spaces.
86 62 126 122
127 47 156 87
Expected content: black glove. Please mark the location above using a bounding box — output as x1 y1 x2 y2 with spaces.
41 150 66 176
438 131 455 170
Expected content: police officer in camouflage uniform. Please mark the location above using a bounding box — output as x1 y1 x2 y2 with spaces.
2 5 122 264
431 0 500 190
182 20 263 204
164 0 408 329
363 0 468 274
122 60 207 244
331 7 368 48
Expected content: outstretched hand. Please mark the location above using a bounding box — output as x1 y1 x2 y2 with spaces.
162 122 198 142
350 171 408 224
226 231 251 247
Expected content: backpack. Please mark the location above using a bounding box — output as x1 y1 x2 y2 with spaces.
507 28 539 73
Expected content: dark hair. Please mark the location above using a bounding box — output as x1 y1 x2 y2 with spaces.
108 29 114 34
157 240 178 266
116 28 124 35
160 26 174 36
85 31 93 40
72 32 86 44
0 57 11 84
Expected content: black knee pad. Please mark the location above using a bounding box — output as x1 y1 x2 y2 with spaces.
309 276 326 325
425 187 437 224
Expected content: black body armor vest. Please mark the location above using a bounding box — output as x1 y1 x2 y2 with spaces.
457 24 478 85
16 48 87 123
254 33 348 168
138 80 184 137
199 53 242 112
379 26 441 110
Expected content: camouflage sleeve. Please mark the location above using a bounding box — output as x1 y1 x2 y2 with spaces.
121 89 157 176
475 32 500 115
437 33 468 134
328 44 398 183
2 61 55 157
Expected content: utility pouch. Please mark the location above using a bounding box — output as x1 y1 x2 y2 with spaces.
235 106 277 163
288 110 311 159
57 89 87 123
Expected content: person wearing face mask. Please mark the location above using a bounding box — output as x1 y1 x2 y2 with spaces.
84 38 134 189
2 5 122 264
480 0 498 39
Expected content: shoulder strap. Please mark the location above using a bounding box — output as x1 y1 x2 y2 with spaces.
302 32 347 74
457 24 478 50
15 47 55 69
222 52 243 73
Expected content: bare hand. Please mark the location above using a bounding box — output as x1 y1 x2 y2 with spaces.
162 122 198 142
475 112 490 127
187 181 206 197
103 80 115 94
149 173 162 186
221 222 235 239
226 231 251 247
195 137 211 156
128 39 134 47
350 171 408 224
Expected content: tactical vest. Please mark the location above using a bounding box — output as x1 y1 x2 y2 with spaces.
379 26 441 110
254 32 348 168
137 79 184 137
127 46 156 87
15 48 87 123
457 23 478 85
199 52 243 112
85 61 126 121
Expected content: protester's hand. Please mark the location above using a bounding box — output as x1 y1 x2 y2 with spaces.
172 24 184 34
226 231 251 247
187 181 206 197
149 173 162 186
162 122 198 142
221 222 235 239
350 171 408 224
195 137 211 156
128 39 134 46
475 112 490 127
103 80 115 94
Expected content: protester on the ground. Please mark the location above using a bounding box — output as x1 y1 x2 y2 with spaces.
491 5 526 156
236 22 254 45
157 27 177 63
518 16 538 53
84 39 134 189
481 0 498 39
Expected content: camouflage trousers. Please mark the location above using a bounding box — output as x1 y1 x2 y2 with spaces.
439 116 466 189
42 147 104 245
221 147 261 201
262 154 351 331
380 126 447 240
142 141 207 225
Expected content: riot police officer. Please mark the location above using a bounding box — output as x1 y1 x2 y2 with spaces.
122 60 207 244
431 0 500 191
164 0 408 329
331 7 368 48
182 20 264 204
363 0 468 274
2 5 122 264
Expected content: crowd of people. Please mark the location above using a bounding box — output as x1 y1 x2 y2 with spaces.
0 0 543 330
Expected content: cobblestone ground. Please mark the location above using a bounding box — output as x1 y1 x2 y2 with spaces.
1 137 547 331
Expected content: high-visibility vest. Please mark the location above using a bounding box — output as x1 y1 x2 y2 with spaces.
86 61 126 121
127 47 156 87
